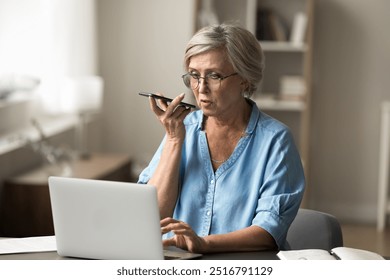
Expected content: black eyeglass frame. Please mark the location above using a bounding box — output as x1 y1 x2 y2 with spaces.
182 72 238 90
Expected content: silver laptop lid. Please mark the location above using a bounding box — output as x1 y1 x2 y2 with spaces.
48 176 164 260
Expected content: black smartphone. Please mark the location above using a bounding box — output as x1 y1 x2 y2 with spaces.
139 92 196 109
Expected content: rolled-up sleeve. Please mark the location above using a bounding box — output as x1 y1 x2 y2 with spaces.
137 138 165 184
252 129 305 248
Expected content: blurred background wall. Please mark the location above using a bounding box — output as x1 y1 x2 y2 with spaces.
96 0 195 174
310 0 390 222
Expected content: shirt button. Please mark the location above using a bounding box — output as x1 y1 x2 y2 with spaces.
210 180 214 184
206 211 211 216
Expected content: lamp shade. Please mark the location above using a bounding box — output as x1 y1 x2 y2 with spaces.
62 76 104 113
41 75 103 115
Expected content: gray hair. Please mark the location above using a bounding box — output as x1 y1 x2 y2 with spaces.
184 23 264 97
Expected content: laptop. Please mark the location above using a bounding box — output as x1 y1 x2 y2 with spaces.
48 176 201 260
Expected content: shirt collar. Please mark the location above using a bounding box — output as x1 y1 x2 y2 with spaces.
245 98 260 136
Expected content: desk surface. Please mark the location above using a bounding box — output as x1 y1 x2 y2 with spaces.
0 250 279 260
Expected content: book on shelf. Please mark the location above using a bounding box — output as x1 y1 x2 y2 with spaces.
277 247 385 260
290 12 308 45
268 11 287 41
256 8 287 41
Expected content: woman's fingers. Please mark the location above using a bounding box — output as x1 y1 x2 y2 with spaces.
148 95 163 115
165 93 185 113
149 92 187 112
161 218 206 253
161 218 188 234
162 237 176 247
161 218 201 251
160 217 177 227
149 93 190 120
148 93 191 140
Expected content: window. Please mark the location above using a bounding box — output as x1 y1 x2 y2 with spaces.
0 0 98 154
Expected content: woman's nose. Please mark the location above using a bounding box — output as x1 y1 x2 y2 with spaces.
198 77 209 93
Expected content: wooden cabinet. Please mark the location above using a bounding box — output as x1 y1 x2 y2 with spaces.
0 154 132 237
197 0 314 205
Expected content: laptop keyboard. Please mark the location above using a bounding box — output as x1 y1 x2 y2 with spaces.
163 249 202 260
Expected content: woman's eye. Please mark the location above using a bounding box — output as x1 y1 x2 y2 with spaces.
189 71 200 77
208 73 222 80
190 73 200 79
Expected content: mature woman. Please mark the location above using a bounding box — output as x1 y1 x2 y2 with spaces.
138 24 305 253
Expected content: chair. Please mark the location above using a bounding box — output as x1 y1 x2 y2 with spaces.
286 208 343 251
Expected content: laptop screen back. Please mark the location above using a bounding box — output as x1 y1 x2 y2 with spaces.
48 176 164 260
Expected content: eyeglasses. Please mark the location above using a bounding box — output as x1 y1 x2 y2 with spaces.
182 72 238 90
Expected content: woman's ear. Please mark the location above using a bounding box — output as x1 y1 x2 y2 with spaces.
240 80 249 92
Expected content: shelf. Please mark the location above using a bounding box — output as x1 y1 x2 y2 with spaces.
0 115 78 155
0 92 36 109
254 97 306 112
260 41 308 52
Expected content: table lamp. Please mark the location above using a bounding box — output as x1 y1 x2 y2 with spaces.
38 75 103 160
64 76 104 159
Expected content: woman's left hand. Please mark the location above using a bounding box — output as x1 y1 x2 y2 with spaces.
161 217 207 253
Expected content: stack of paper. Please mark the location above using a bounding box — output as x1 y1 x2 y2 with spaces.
0 236 56 255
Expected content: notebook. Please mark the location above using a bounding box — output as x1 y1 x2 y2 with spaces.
48 176 201 260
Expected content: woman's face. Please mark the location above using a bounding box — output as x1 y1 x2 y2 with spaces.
188 49 244 118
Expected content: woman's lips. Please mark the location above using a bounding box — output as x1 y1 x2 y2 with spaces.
200 99 212 104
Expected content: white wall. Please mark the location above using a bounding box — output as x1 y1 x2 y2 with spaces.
309 0 390 223
97 0 196 170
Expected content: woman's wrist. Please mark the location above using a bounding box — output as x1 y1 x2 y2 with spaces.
165 135 185 147
200 236 212 253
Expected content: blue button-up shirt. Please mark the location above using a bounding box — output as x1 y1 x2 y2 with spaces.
138 100 305 249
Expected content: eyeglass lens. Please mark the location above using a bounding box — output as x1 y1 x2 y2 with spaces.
183 74 220 90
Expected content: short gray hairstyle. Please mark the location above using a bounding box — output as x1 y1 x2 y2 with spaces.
184 23 264 97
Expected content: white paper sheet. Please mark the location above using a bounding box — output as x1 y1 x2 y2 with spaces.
0 236 56 254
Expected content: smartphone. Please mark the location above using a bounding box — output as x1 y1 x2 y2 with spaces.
139 92 196 109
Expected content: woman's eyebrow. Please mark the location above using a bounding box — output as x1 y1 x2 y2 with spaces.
188 68 222 74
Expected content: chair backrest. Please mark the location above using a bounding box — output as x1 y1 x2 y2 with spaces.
286 208 343 251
